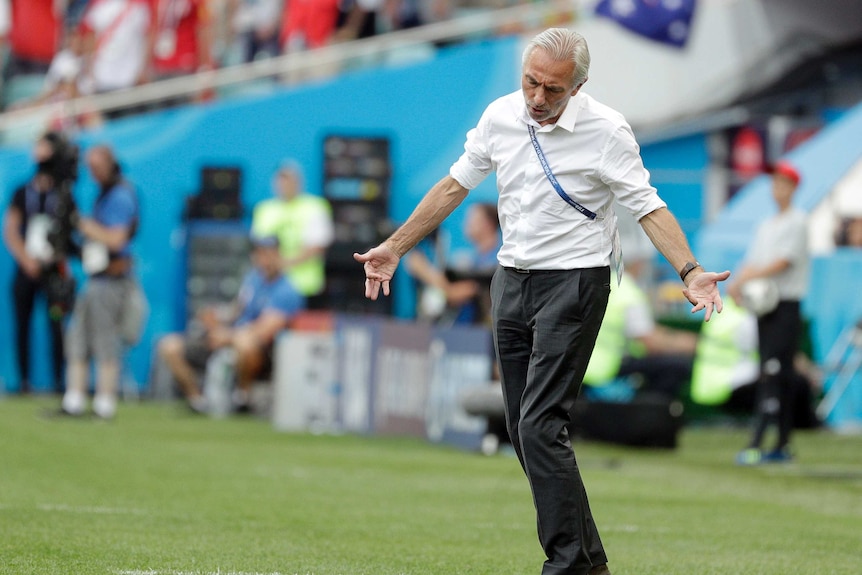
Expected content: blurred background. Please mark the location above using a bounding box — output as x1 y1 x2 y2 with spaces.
1 0 861 437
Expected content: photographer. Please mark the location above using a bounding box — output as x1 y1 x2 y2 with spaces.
60 145 142 420
2 132 78 395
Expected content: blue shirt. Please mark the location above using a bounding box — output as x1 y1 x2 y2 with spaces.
235 269 304 327
94 181 137 258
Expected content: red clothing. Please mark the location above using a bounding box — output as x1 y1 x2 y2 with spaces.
151 0 209 74
281 0 340 50
9 0 62 63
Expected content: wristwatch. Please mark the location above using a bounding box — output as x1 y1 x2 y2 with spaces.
678 261 702 282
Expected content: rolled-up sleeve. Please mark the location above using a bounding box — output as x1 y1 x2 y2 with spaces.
449 112 494 191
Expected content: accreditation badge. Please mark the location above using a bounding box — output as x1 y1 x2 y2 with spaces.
82 241 110 275
25 215 54 262
611 226 624 287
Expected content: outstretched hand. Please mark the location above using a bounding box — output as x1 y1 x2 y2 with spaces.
353 244 401 300
682 270 731 321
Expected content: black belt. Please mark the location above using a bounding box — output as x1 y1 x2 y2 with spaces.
502 266 558 274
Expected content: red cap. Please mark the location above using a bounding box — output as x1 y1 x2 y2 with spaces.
772 161 801 185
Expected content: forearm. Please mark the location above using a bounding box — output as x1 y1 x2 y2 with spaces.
3 226 28 264
79 219 129 253
385 175 468 258
405 252 450 290
639 207 701 285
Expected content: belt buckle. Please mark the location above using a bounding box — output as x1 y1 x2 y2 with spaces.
514 267 530 274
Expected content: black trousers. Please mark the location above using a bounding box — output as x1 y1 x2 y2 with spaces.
491 266 611 575
12 269 65 393
749 300 802 451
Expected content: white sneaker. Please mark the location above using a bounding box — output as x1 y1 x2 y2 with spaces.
61 390 87 416
92 394 117 420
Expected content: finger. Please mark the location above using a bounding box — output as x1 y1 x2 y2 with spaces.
382 280 390 297
713 292 724 314
703 302 715 322
353 251 369 263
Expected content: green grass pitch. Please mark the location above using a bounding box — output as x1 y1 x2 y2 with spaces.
1 396 860 575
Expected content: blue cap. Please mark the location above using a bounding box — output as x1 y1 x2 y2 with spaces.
250 233 279 249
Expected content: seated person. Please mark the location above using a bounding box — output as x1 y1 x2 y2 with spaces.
405 201 501 326
583 254 698 400
158 234 304 414
690 295 820 428
836 216 862 248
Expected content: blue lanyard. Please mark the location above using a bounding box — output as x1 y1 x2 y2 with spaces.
528 125 597 220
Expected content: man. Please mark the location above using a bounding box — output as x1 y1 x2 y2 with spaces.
251 160 334 308
157 234 304 414
406 201 501 326
61 145 140 419
2 132 74 394
729 161 810 465
354 28 729 575
78 0 152 95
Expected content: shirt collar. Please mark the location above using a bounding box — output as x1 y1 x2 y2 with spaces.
519 92 583 133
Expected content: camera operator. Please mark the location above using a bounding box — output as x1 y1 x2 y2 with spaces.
2 132 78 395
60 144 142 420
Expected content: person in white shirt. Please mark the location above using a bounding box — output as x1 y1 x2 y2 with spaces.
354 28 729 575
80 0 152 95
728 161 810 465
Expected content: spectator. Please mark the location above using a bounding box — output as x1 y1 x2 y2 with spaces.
405 201 501 326
279 0 339 53
582 252 698 400
250 160 334 308
63 0 93 29
332 0 383 43
836 216 862 248
729 161 810 465
59 144 142 419
354 28 728 575
14 25 103 133
2 132 77 394
157 234 304 414
226 0 282 63
3 0 63 105
690 295 820 428
78 0 152 97
149 0 215 80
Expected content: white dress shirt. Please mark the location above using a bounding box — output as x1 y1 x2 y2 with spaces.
450 90 666 271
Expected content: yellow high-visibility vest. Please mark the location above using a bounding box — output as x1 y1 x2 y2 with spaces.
251 195 331 297
690 299 757 405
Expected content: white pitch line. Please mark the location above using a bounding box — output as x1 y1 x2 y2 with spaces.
37 503 149 515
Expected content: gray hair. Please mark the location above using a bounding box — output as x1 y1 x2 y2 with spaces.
522 28 590 88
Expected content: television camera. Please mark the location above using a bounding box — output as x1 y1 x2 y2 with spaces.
38 131 80 319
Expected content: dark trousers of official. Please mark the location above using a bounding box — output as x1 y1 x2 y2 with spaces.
750 300 802 451
13 270 65 393
491 266 611 575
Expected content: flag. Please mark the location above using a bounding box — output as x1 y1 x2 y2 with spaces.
595 0 697 48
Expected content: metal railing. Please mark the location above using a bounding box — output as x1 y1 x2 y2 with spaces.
0 2 576 144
